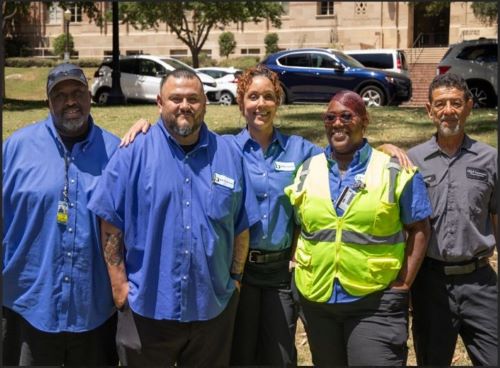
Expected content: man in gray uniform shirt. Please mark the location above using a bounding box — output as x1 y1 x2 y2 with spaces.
408 73 497 366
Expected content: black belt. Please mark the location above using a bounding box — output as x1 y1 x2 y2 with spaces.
424 257 490 276
247 248 291 264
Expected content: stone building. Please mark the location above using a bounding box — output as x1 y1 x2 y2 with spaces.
13 1 497 61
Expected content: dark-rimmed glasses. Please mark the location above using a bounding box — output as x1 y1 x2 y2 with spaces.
322 112 354 125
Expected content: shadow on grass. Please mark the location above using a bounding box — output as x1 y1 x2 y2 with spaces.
4 98 48 111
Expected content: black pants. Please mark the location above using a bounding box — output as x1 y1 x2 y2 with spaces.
300 288 409 366
411 261 498 366
2 308 118 366
230 283 298 367
2 307 21 366
118 290 239 368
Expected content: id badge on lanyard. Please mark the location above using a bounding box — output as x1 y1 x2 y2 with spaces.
57 153 70 226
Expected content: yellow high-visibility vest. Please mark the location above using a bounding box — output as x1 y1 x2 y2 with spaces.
285 149 416 302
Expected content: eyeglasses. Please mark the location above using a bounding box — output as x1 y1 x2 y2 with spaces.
322 112 354 125
431 99 466 111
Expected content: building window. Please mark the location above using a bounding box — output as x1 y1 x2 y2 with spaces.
170 49 188 58
241 48 260 55
47 3 63 24
47 3 82 24
201 49 212 58
355 2 368 15
68 4 83 23
317 1 334 16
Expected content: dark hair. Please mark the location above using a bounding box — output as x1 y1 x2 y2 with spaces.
428 73 472 102
236 64 282 108
160 68 203 90
329 90 369 124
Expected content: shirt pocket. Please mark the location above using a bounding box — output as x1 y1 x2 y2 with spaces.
207 184 235 221
367 257 401 285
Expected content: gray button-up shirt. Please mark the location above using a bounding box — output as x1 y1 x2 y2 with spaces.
408 134 497 262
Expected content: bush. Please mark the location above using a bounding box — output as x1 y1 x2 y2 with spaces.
53 33 75 59
219 32 237 59
264 33 280 55
6 58 57 67
217 56 260 69
5 38 31 57
73 58 104 67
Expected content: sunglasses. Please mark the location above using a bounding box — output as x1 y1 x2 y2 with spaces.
322 112 354 125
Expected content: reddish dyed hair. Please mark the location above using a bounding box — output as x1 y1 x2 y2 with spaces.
329 90 369 124
236 65 282 109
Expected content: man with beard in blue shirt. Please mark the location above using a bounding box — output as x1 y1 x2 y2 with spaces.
88 69 259 367
3 63 119 366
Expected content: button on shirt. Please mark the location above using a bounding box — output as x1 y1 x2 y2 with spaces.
325 140 432 303
408 134 497 262
2 115 119 333
231 128 322 250
88 121 259 322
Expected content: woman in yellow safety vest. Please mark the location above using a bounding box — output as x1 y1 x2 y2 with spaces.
285 90 432 366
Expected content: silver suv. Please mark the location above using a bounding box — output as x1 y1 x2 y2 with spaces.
437 38 497 108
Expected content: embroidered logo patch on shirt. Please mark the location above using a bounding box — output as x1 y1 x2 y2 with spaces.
213 173 235 189
466 167 488 182
274 161 296 171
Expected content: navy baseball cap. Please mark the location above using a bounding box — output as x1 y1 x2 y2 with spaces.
47 63 88 95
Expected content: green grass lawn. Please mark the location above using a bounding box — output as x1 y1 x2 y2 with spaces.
3 67 498 366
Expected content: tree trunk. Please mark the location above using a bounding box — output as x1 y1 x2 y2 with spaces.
191 49 200 68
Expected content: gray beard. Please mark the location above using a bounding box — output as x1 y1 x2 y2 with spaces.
57 117 87 135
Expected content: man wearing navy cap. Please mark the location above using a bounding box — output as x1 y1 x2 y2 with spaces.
3 63 120 365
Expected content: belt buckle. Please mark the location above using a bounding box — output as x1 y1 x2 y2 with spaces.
248 250 261 263
444 262 476 276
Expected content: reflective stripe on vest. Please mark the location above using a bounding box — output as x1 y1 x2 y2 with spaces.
286 149 416 302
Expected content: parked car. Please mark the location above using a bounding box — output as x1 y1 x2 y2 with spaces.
344 49 410 77
196 67 243 105
91 55 220 104
437 38 497 108
261 48 412 107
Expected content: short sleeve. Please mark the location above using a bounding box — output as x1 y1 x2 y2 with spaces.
399 172 433 225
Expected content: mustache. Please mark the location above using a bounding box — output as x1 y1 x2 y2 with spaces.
440 114 459 123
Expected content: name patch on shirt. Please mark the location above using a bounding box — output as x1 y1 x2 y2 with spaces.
274 161 296 172
213 173 235 189
466 167 488 182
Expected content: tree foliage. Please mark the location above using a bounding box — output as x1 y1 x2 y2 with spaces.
264 33 279 55
471 2 498 25
119 1 284 67
2 2 31 36
219 31 237 58
409 1 497 25
53 33 75 58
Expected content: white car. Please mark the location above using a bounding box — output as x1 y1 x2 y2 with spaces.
91 55 220 104
344 49 410 77
196 67 243 105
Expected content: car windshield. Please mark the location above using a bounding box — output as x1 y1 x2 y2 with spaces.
161 58 196 72
334 52 366 68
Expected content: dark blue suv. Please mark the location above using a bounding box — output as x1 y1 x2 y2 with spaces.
262 48 412 106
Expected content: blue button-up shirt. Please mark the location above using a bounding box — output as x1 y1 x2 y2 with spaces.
231 128 322 251
324 141 432 303
88 121 259 322
2 115 119 333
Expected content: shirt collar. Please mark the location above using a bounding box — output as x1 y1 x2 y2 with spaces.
158 118 209 151
424 133 477 160
324 138 371 167
235 127 285 151
45 114 96 153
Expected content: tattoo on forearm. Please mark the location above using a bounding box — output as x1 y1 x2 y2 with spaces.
103 231 124 266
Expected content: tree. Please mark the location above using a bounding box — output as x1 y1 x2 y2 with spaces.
409 1 497 25
2 2 31 36
53 33 75 58
264 33 279 55
219 31 236 59
119 1 284 68
471 2 498 25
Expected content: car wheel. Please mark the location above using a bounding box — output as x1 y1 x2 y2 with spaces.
94 88 111 105
219 91 234 106
359 85 385 107
468 83 495 108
